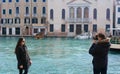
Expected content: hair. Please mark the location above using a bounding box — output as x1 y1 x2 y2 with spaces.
15 37 25 54
97 33 106 40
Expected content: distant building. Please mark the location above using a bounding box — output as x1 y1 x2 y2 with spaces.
0 0 47 36
115 0 120 28
0 0 113 37
47 0 113 37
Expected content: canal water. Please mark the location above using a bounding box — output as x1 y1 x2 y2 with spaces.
0 37 120 74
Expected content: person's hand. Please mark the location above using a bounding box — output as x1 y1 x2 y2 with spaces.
19 65 23 69
30 60 32 65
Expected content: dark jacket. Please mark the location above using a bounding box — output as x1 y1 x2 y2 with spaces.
89 42 110 69
16 45 31 69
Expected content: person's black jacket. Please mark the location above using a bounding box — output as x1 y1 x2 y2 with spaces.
16 45 31 69
89 41 110 69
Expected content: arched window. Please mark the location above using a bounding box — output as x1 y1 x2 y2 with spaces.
16 0 19 2
84 7 89 18
62 9 65 19
69 7 74 18
41 17 46 24
26 0 29 2
26 7 29 14
15 17 20 24
77 7 82 18
32 17 38 24
106 8 110 20
33 7 37 14
93 8 97 19
24 17 30 24
16 7 19 14
50 9 54 20
42 7 46 14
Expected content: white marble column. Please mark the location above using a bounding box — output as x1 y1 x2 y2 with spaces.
82 7 84 19
74 7 77 19
82 7 85 33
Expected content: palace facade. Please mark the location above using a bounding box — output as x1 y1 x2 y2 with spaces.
47 0 113 37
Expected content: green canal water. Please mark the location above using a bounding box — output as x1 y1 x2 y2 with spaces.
0 37 120 74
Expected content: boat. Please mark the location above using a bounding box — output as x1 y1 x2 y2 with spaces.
108 28 120 50
34 31 45 39
74 32 92 39
110 36 120 50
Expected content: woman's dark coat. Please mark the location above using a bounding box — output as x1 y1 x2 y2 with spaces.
89 42 110 69
16 45 31 69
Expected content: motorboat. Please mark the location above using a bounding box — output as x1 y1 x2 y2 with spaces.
34 31 45 39
110 37 120 50
108 28 120 50
75 32 92 39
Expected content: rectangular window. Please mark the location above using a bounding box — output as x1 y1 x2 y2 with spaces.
8 19 10 24
8 19 13 24
118 18 120 24
106 24 110 32
2 0 6 2
15 27 20 35
2 19 6 24
5 19 7 24
41 18 46 24
93 24 97 32
9 9 12 14
34 28 38 33
1 19 3 24
61 24 65 32
9 0 12 2
84 24 88 32
33 7 37 14
3 9 6 15
118 7 120 12
69 24 74 32
9 19 13 24
2 27 6 35
9 28 12 35
50 24 54 32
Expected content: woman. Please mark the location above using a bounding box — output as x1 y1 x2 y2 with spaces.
89 33 110 74
15 37 32 74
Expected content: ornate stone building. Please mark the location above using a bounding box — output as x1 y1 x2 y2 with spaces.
47 0 113 37
0 0 113 37
0 0 47 36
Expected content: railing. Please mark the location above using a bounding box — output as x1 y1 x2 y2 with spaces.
67 18 91 23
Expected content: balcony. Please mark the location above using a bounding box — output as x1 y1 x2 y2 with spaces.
32 14 37 17
24 14 30 17
15 14 20 17
41 14 46 18
67 18 91 23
